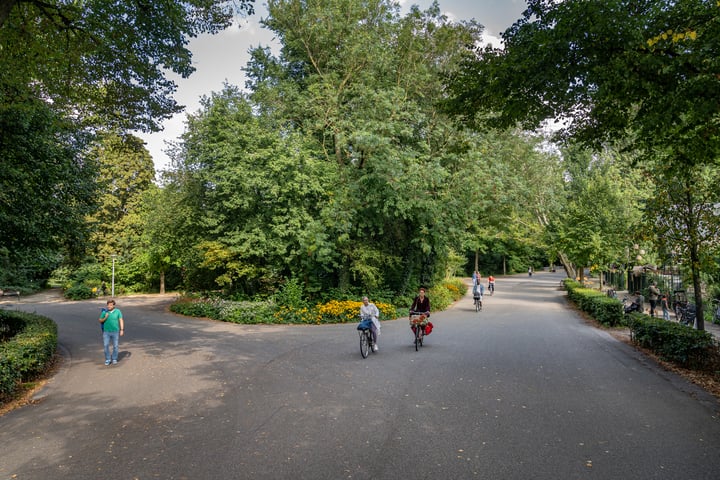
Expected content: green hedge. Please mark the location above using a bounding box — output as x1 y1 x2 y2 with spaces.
627 313 718 369
0 310 58 398
563 279 624 326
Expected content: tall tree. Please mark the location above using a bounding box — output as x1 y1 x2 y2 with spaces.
87 132 156 264
0 97 96 284
0 0 255 132
243 0 485 293
446 0 720 328
647 162 720 330
0 0 255 286
550 145 646 283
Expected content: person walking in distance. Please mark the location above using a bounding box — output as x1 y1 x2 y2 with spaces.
660 294 670 321
99 299 124 365
648 281 660 317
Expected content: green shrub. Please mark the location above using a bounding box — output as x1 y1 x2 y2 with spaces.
275 277 306 309
563 279 624 326
0 310 57 398
220 300 276 324
427 279 467 311
64 284 95 300
170 297 222 319
627 314 719 369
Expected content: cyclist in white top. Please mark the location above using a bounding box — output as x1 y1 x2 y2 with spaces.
360 296 380 351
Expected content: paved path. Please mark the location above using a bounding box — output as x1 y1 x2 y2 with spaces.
2 274 720 479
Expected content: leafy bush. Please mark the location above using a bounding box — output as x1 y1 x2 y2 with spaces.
275 277 306 309
63 283 96 300
220 300 276 324
563 278 623 326
170 277 469 325
0 310 57 398
627 314 719 369
170 297 222 319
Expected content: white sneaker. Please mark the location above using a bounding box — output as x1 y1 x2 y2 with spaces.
373 345 379 352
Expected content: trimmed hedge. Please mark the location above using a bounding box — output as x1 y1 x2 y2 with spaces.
0 310 58 398
563 278 720 372
563 278 624 326
626 313 719 369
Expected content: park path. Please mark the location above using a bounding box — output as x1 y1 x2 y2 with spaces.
2 274 720 480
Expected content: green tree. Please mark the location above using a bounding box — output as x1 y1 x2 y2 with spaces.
446 0 720 328
243 0 485 293
0 0 255 132
169 86 335 295
87 133 155 261
647 162 720 330
0 97 96 285
550 145 646 283
0 0 255 287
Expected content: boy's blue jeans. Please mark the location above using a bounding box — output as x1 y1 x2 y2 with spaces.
103 331 120 362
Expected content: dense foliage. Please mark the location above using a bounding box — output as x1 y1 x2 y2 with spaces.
0 0 254 289
0 309 57 398
446 0 720 328
170 277 467 324
627 313 719 370
160 0 559 300
563 279 624 327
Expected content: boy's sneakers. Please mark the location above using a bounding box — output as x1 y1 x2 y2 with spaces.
112 360 118 365
373 345 379 352
104 360 111 366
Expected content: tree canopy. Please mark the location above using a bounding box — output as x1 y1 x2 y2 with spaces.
447 0 720 164
0 0 255 285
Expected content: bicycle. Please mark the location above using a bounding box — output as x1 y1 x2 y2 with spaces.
409 311 428 351
473 293 483 312
488 282 494 296
676 303 696 327
357 315 375 359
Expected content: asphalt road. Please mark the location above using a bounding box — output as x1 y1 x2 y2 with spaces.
2 272 720 480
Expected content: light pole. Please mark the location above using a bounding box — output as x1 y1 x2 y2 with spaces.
111 254 117 298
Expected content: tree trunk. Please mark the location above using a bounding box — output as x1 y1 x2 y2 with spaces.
689 243 705 330
0 0 17 29
557 251 576 279
159 270 165 295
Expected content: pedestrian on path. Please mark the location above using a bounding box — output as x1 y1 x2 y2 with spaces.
99 299 124 365
649 281 660 317
660 294 670 321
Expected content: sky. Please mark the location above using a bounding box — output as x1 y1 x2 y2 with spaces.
138 0 529 172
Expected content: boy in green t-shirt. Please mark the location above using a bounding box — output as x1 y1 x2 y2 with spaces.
99 299 124 365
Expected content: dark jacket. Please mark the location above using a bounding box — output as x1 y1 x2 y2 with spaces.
410 295 430 313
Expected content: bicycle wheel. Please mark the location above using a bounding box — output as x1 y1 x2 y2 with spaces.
414 326 421 351
475 298 480 312
360 330 370 358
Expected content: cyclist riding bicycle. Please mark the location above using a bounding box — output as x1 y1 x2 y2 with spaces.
360 296 381 352
487 275 495 295
409 287 431 336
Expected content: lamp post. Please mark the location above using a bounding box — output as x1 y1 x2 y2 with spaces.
111 254 117 298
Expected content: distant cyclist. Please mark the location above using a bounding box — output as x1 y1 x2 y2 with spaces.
472 271 484 297
487 275 495 295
